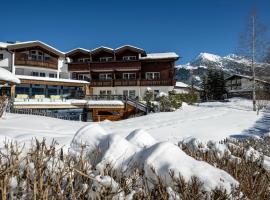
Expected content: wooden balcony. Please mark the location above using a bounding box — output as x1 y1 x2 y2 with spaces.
89 79 174 87
140 79 174 86
114 79 138 86
15 53 58 70
68 61 141 72
90 80 113 87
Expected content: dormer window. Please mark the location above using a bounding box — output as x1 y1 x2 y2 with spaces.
123 56 137 61
99 57 113 62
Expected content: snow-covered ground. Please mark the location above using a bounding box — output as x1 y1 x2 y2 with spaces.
0 97 269 194
0 98 268 147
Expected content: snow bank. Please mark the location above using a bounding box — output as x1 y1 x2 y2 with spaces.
70 124 239 193
125 129 157 148
0 67 20 84
137 142 238 192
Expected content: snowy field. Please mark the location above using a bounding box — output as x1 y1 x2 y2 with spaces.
0 97 269 197
0 98 268 147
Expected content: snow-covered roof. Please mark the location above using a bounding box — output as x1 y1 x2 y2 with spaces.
0 42 11 48
140 52 179 60
226 74 270 84
16 75 89 84
91 46 114 54
65 48 90 56
175 81 190 88
115 45 146 54
7 41 65 57
0 67 21 84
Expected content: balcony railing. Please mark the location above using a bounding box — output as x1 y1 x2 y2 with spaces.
114 79 138 86
68 60 141 72
88 79 174 87
15 53 58 70
90 80 113 87
140 79 174 86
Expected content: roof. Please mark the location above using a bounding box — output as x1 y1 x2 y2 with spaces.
91 46 114 54
0 42 11 49
6 41 65 57
225 74 270 84
115 45 146 55
65 48 90 56
16 75 89 84
0 67 21 84
140 52 179 60
175 82 190 88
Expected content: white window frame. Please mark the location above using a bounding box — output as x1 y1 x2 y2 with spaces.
123 90 136 98
32 72 39 76
49 73 57 78
99 57 113 62
145 72 160 80
100 90 111 95
122 73 136 80
123 56 137 61
39 72 46 77
99 73 112 80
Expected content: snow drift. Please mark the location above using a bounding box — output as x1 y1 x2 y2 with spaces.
70 124 239 193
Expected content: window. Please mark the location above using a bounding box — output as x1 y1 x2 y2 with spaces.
49 73 57 78
99 73 112 80
30 50 36 55
123 56 137 61
31 55 37 60
123 90 136 98
145 72 160 80
0 54 3 60
99 57 113 62
44 56 51 61
32 72 39 76
39 72 46 77
100 90 111 95
129 90 136 98
78 75 84 80
123 73 136 80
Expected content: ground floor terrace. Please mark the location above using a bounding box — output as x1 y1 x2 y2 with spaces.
10 94 147 122
0 75 90 99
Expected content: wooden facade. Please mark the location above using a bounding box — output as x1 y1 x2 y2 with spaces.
14 46 60 70
67 47 178 88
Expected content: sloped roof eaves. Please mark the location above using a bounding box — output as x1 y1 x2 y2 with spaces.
91 46 114 54
65 48 90 56
7 41 65 57
115 45 146 54
225 74 270 84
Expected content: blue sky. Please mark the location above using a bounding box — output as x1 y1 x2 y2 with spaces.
0 0 269 64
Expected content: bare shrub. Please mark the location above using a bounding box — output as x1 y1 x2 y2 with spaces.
0 138 244 199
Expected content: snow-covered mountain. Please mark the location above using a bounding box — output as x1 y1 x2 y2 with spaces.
176 53 270 86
